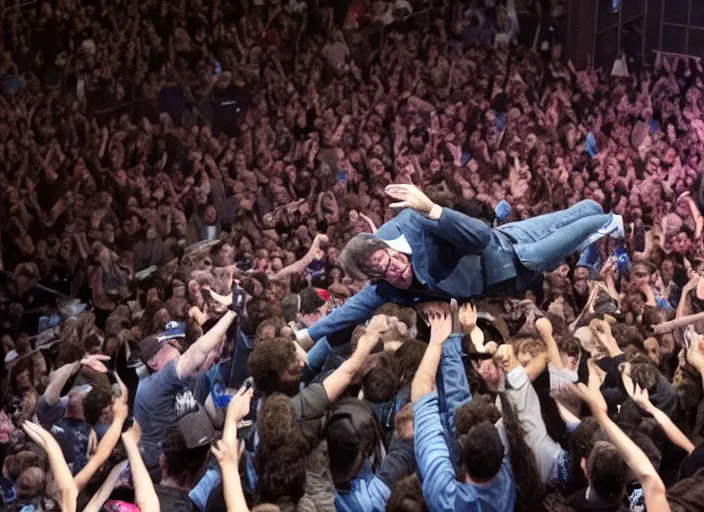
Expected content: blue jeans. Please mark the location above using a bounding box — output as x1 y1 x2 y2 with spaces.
499 200 613 273
307 337 331 372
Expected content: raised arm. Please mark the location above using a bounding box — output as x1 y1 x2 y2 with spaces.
81 461 128 512
574 378 670 511
211 387 254 512
677 274 700 319
499 345 565 485
536 318 563 370
437 333 472 422
23 422 78 512
270 234 329 282
297 283 388 348
681 192 704 241
322 316 387 402
385 184 492 254
74 379 129 492
412 309 458 512
176 310 237 379
42 362 81 406
622 370 694 454
411 307 453 402
122 421 160 512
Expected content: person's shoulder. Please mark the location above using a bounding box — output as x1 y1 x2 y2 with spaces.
136 359 181 395
155 484 198 512
290 382 329 420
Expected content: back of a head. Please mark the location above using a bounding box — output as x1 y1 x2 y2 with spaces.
257 393 296 447
162 416 212 485
256 394 309 505
667 474 704 512
386 474 428 512
248 337 297 395
630 361 660 394
393 339 427 385
453 395 502 438
587 441 628 503
281 294 300 323
324 398 382 481
256 436 308 505
15 466 45 500
82 385 114 426
460 420 504 481
298 287 326 315
362 363 399 403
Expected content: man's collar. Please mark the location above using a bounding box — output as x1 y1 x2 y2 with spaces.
383 235 412 254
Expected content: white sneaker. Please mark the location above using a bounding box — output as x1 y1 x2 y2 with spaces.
599 214 625 239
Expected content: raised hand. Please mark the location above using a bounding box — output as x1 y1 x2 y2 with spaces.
80 354 111 373
686 331 704 373
458 303 478 333
367 314 392 334
122 418 142 446
574 360 608 415
211 438 243 468
621 363 653 411
427 307 453 346
23 421 53 451
494 344 520 372
226 386 255 430
385 184 435 214
589 318 617 353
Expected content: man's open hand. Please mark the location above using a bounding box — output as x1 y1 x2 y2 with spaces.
385 184 435 215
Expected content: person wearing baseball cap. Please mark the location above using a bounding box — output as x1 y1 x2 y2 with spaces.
134 308 237 477
154 403 218 512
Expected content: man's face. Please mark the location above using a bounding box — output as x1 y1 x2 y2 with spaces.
644 338 661 366
204 206 217 225
671 232 692 254
158 344 181 368
15 370 32 392
367 249 413 289
631 265 651 289
660 260 675 283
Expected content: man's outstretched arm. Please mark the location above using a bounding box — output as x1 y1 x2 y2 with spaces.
177 311 237 380
386 184 492 254
295 283 388 349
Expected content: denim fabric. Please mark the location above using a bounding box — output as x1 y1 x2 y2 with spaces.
500 200 612 273
307 202 614 343
307 337 331 372
230 328 254 390
189 468 221 511
335 461 391 512
436 334 473 463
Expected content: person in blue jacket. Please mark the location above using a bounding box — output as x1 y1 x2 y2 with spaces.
326 398 416 512
295 184 623 350
411 304 516 512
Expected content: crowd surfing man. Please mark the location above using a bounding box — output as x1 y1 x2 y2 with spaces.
295 183 624 348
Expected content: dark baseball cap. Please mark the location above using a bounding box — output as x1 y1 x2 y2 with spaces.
139 323 186 364
139 334 165 364
172 404 217 449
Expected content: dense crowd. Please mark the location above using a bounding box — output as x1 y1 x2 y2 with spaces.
3 0 704 511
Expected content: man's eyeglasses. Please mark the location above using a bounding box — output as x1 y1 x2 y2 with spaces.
365 249 406 279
